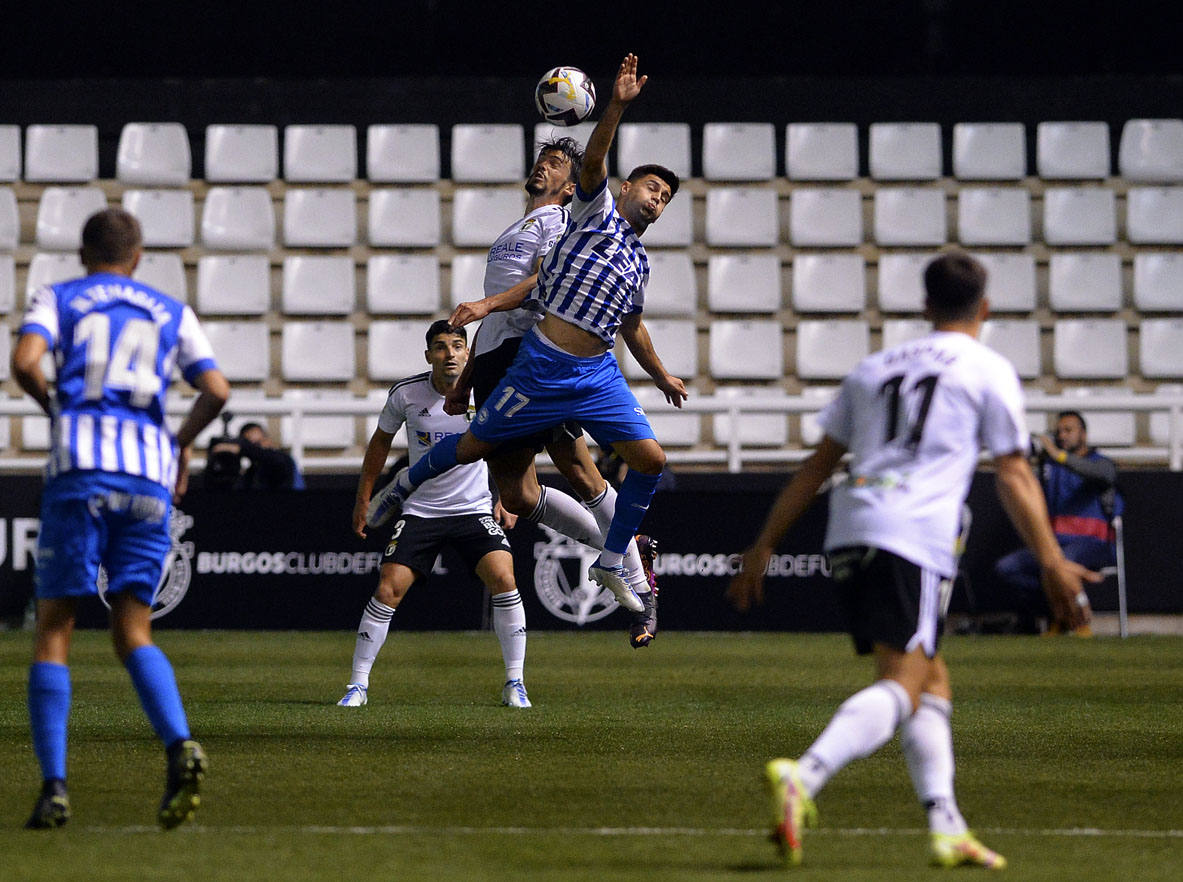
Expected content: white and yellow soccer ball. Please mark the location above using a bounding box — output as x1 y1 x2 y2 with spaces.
534 66 596 126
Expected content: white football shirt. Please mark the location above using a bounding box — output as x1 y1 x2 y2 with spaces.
377 372 492 518
818 330 1029 575
472 204 568 357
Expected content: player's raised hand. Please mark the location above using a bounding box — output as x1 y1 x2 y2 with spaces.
656 373 688 409
726 546 772 612
1042 558 1101 630
613 53 647 105
449 299 490 329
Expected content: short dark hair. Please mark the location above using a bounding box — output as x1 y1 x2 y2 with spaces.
1056 410 1087 432
425 319 466 348
923 250 987 322
537 137 584 184
626 164 680 199
80 207 142 268
238 422 266 438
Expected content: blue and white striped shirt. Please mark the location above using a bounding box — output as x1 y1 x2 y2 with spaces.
20 273 219 490
535 179 649 346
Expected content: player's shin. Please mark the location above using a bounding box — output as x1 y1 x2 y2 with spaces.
28 662 71 782
901 693 968 835
601 470 662 567
124 645 190 748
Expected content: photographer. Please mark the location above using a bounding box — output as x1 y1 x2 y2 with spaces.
207 421 304 491
994 410 1122 634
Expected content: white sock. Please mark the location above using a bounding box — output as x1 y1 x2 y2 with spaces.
491 589 526 682
900 693 968 836
529 486 602 548
349 597 396 688
798 679 913 796
584 484 649 594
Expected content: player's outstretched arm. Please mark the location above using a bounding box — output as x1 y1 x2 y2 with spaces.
174 367 230 500
353 428 396 538
580 53 647 195
11 332 52 415
450 273 540 328
619 313 687 408
727 436 846 612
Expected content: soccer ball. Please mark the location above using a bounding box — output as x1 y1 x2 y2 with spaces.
535 67 596 126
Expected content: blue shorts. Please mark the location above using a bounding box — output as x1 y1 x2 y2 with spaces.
36 471 172 607
469 329 656 449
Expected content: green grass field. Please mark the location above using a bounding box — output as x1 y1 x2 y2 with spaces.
1 630 1180 881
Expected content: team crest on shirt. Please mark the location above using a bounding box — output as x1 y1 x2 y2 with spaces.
96 509 194 620
532 525 619 624
518 218 539 232
416 430 432 447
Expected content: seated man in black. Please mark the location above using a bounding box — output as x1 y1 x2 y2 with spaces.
208 423 304 490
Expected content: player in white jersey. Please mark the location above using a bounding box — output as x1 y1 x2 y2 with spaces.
13 208 229 829
374 54 686 624
446 137 659 648
339 321 529 708
727 251 1099 870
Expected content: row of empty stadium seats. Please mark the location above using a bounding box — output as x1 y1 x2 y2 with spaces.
4 250 1181 317
6 183 1182 251
1 119 1180 183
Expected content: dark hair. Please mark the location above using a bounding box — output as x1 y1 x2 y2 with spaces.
537 137 584 184
80 207 142 268
1056 410 1087 432
923 250 986 322
238 422 266 438
626 164 680 198
425 319 466 348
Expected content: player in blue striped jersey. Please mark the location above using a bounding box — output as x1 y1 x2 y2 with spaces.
13 208 230 830
377 54 686 612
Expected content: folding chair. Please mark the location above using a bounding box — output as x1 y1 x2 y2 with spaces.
1099 515 1129 639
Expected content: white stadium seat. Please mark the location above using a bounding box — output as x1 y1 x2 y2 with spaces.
283 188 356 248
367 124 440 182
791 253 866 312
368 320 435 382
116 123 191 185
708 320 782 380
201 187 275 250
366 254 440 315
881 319 932 351
869 122 942 180
281 322 354 381
621 319 698 380
1140 319 1183 379
368 188 441 247
980 319 1042 378
0 329 7 382
1053 319 1128 379
450 124 524 183
702 122 776 181
957 187 1031 246
22 415 51 451
196 254 271 315
451 187 523 247
1061 387 1136 446
1048 252 1122 311
0 187 17 250
617 123 692 180
204 125 279 183
35 187 108 249
202 321 270 381
1042 187 1116 245
786 123 858 180
281 255 355 315
1036 121 1110 179
796 320 869 380
1149 384 1183 446
280 389 355 449
639 190 693 247
632 384 701 447
642 250 696 316
874 187 947 246
24 125 98 182
1133 252 1183 311
0 125 19 181
132 252 187 302
448 252 488 310
875 252 932 312
1126 187 1183 244
712 386 789 447
1118 119 1183 182
26 252 84 297
121 189 195 248
0 254 14 313
798 385 839 446
705 187 779 247
971 251 1037 312
707 253 781 313
283 124 357 182
952 122 1026 180
789 188 862 247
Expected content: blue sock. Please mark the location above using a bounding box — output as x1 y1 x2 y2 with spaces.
124 645 190 748
406 432 461 489
604 470 662 555
28 662 71 782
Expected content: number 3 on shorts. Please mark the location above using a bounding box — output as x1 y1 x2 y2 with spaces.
493 386 530 418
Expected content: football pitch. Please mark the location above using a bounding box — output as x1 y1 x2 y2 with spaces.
0 629 1179 881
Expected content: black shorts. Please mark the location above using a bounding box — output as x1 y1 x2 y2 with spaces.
828 546 950 658
471 337 582 453
382 513 511 580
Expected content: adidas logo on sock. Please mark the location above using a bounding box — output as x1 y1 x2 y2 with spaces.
513 626 528 636
358 631 373 641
